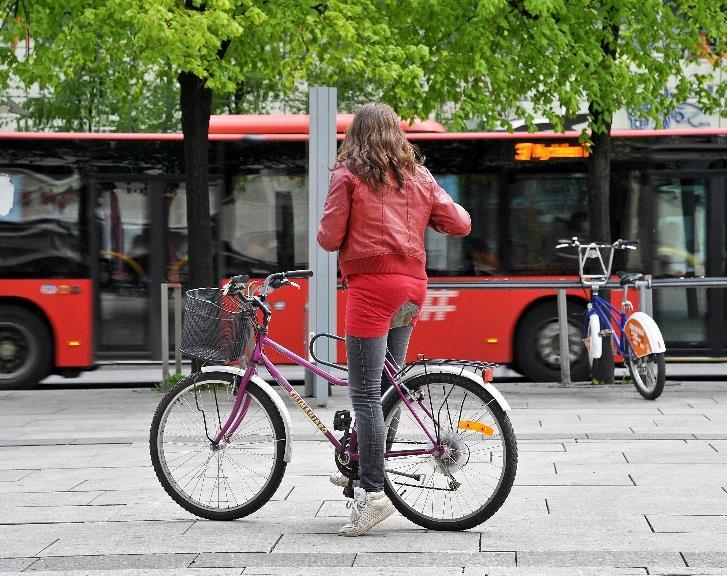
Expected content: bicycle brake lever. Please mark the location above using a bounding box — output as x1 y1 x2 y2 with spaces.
288 280 300 290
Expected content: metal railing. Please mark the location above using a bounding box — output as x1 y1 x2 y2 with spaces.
161 283 182 387
160 276 727 388
427 276 727 386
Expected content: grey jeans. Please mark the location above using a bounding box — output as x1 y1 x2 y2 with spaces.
346 325 413 493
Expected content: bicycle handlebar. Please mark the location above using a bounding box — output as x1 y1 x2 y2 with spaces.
555 237 638 250
223 270 314 325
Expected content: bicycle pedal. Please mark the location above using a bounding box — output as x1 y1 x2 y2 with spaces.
333 410 352 431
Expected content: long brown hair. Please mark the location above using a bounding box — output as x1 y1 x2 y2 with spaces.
336 102 423 191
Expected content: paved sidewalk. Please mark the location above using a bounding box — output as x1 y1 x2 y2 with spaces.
1 377 726 576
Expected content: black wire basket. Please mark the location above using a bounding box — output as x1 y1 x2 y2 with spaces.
180 288 255 363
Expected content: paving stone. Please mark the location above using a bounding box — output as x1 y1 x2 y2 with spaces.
682 552 727 567
0 505 124 524
192 552 355 567
517 550 684 566
353 552 515 567
242 569 465 576
647 566 727 575
627 464 727 487
0 524 65 557
40 521 278 556
273 530 480 553
27 553 197 571
465 569 648 576
0 558 36 571
586 433 696 440
647 515 727 533
0 491 102 507
0 570 243 576
0 470 37 482
511 441 568 453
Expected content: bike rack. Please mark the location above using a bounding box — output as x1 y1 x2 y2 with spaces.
426 277 727 386
160 282 183 387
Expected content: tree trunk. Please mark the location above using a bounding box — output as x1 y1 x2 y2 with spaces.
586 109 612 244
587 106 614 384
179 71 214 288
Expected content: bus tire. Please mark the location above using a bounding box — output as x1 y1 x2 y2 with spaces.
0 306 52 390
514 301 589 383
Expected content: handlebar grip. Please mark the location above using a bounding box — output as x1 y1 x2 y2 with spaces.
286 270 313 279
229 274 249 284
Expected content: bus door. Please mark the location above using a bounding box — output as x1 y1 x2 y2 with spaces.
91 177 193 359
645 173 725 355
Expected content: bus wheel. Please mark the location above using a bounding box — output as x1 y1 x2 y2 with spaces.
0 306 52 390
515 301 589 383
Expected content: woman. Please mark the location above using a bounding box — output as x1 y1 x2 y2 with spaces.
317 103 471 536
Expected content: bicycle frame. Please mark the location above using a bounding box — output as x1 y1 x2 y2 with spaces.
586 293 630 357
209 332 442 461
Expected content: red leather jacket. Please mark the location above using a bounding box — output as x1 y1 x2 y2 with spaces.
317 163 471 279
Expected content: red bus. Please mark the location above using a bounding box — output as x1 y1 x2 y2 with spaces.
1 116 726 389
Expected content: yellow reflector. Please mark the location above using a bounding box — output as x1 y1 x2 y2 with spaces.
458 420 495 436
68 341 81 347
486 338 498 343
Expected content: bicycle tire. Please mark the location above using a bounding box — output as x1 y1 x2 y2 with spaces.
150 371 287 520
625 351 666 400
381 372 517 531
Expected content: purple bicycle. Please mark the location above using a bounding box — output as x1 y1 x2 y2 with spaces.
150 270 517 530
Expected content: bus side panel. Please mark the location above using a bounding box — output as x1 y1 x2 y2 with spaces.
334 283 548 364
0 279 94 368
264 280 309 363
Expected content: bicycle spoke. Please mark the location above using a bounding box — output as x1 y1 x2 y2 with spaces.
156 379 280 514
384 376 513 524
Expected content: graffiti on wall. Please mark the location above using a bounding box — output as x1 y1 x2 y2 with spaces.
626 86 719 130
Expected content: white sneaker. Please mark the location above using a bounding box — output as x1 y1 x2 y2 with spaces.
338 488 395 537
329 472 359 488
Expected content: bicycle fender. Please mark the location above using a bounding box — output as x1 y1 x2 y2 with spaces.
385 366 511 412
624 312 666 357
200 366 293 462
588 313 602 360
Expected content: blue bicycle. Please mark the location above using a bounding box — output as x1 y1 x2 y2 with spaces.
556 238 666 400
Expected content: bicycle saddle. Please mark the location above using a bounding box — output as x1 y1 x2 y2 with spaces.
617 272 642 286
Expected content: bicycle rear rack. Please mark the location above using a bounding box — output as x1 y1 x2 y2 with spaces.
398 357 498 381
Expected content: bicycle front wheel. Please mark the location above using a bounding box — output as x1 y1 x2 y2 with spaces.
625 351 666 400
382 372 517 531
149 372 287 520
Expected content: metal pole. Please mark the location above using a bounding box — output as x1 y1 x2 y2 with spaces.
174 285 182 375
308 87 338 407
161 283 169 386
556 289 571 387
644 275 653 316
638 276 654 316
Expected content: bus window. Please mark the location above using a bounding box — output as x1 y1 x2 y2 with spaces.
426 173 500 276
0 168 87 278
221 173 308 276
508 174 588 274
652 178 708 345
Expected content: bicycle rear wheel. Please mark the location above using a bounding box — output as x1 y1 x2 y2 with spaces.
150 371 287 520
625 350 665 400
382 372 517 531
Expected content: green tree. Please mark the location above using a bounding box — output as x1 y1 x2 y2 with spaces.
383 0 726 241
1 0 433 287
